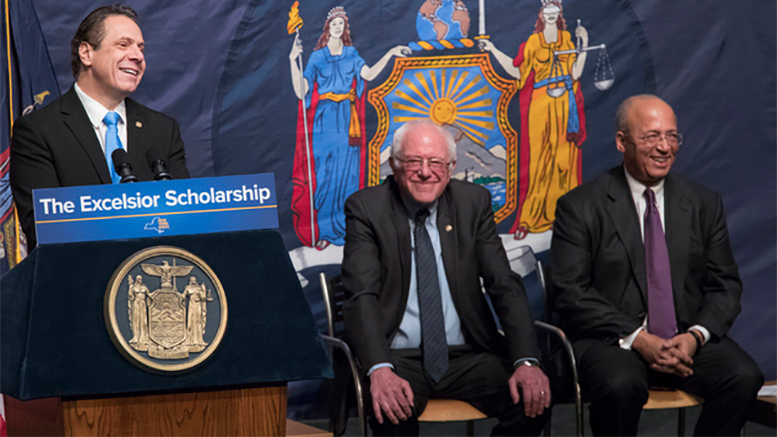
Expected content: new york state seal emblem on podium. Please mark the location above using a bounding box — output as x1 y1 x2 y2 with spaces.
104 246 227 372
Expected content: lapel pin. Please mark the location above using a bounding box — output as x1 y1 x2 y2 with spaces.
445 225 453 232
135 121 143 128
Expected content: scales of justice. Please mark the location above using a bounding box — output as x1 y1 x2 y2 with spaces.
550 18 614 94
475 0 615 96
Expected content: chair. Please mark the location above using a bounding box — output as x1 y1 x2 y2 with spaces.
319 272 367 436
320 245 582 437
416 400 486 436
512 245 704 436
643 388 702 436
506 245 582 437
319 272 487 436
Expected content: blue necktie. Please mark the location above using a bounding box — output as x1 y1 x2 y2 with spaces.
414 208 448 383
103 111 122 184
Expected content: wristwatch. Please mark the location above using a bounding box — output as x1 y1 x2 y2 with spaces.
515 359 540 369
688 329 703 350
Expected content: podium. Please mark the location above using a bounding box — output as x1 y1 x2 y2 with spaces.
1 229 332 435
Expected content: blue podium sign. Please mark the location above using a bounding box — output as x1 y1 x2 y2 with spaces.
33 174 278 245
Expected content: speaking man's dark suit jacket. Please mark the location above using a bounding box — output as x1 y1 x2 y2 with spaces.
550 165 742 356
10 86 190 249
342 176 539 374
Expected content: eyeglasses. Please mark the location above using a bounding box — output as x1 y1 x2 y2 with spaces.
633 132 684 147
397 157 452 172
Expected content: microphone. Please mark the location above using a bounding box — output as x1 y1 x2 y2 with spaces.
146 149 173 181
111 149 138 183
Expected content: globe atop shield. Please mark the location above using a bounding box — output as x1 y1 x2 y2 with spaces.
416 0 470 41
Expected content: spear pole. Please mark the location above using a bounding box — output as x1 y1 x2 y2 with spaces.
288 2 316 246
295 29 316 247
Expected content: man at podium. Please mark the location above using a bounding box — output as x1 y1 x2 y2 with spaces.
10 4 189 250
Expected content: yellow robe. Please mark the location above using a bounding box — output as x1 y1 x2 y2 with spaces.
515 30 582 233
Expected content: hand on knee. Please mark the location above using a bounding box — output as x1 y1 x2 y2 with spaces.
508 365 551 418
370 367 416 425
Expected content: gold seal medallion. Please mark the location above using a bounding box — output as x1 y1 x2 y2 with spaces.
105 246 227 372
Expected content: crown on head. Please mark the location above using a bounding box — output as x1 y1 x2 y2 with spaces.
541 0 562 7
327 6 346 20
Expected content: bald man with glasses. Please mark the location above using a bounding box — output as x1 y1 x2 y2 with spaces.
550 95 763 436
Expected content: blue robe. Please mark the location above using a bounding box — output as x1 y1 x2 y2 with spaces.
302 46 366 246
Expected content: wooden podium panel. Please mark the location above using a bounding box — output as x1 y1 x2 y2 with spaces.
4 397 63 436
7 384 286 436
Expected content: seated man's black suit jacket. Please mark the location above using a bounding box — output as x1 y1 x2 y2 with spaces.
341 176 539 374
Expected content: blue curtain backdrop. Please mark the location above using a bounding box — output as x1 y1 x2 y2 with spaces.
3 0 774 418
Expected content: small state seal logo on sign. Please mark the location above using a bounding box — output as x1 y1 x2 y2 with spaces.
104 246 227 372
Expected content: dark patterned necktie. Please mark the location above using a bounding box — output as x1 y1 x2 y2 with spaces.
414 208 448 382
643 188 677 339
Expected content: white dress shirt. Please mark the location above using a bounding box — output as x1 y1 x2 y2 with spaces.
74 83 128 154
391 200 465 349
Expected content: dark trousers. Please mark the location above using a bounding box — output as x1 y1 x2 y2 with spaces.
577 336 763 436
368 345 550 436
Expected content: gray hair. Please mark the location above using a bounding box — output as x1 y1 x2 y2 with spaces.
615 94 674 133
391 119 457 161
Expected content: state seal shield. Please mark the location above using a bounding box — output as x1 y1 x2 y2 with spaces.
369 53 519 222
147 289 187 357
105 246 227 372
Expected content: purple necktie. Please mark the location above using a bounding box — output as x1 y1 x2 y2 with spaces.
644 188 677 339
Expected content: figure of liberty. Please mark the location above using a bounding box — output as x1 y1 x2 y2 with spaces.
289 6 410 249
128 275 150 347
481 0 588 239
